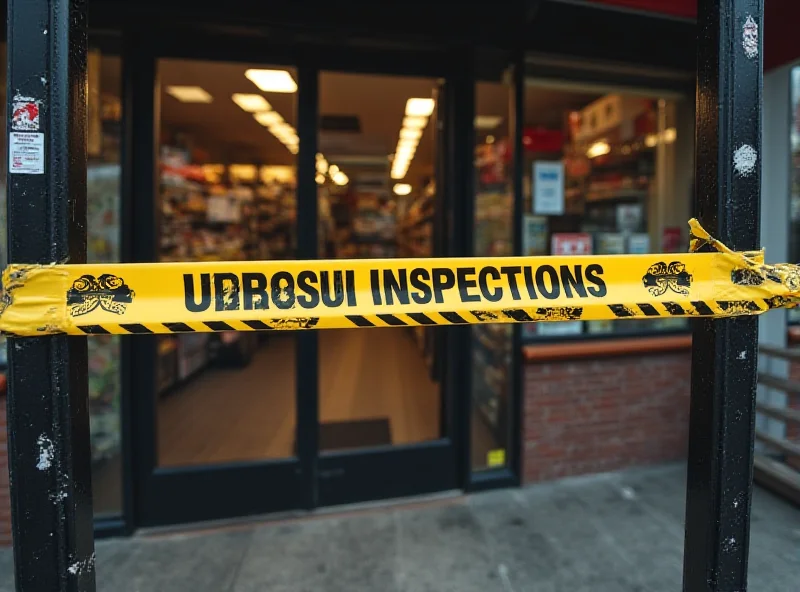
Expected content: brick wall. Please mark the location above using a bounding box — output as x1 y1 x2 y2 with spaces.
523 351 692 483
785 362 800 470
0 393 10 546
787 362 800 442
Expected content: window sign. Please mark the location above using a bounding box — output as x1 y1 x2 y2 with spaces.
532 160 565 215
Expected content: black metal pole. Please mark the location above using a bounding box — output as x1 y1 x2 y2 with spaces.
5 0 95 590
684 1 763 591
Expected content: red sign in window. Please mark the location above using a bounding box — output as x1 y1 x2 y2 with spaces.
586 0 696 19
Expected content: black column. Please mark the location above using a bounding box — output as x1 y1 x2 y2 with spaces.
296 63 319 509
5 0 95 591
683 1 762 591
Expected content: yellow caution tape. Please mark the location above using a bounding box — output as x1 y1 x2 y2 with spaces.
0 219 798 337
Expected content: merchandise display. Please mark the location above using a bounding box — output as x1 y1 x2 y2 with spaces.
397 180 437 377
472 139 514 449
790 65 800 323
523 92 689 339
87 157 122 464
156 143 300 394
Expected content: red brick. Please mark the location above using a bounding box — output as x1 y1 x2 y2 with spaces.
0 395 9 546
523 351 691 484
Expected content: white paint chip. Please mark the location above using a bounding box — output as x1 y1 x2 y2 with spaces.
620 486 637 500
733 144 758 177
743 15 758 59
36 435 54 471
67 553 95 576
737 350 747 360
50 489 68 503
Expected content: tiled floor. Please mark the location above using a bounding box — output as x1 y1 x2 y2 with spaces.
1 463 798 591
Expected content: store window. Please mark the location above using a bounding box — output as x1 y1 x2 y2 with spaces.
520 83 693 339
0 42 125 516
788 66 800 324
471 79 515 471
0 42 7 376
317 72 443 450
155 59 298 467
87 46 124 516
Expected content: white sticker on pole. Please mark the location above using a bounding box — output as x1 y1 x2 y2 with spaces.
9 132 45 175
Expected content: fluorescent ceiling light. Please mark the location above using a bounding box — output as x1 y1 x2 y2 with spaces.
396 148 415 161
402 116 427 130
400 128 422 141
288 145 299 154
474 115 503 129
406 98 435 117
391 169 406 180
166 86 213 103
396 141 415 153
586 140 610 159
329 164 340 176
393 183 412 196
269 122 294 135
332 171 349 186
245 69 297 93
270 124 297 144
316 158 328 174
253 111 283 127
232 93 271 112
397 138 418 150
315 173 326 185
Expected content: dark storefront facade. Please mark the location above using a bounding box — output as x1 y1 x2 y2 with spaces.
0 0 709 540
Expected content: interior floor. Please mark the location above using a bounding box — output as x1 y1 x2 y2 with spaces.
156 328 441 467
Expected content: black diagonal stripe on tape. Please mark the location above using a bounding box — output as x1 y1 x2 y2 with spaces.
164 322 195 332
636 303 660 317
205 321 236 331
502 309 535 322
691 301 715 316
717 300 761 313
663 302 685 316
407 312 437 325
608 304 635 318
440 311 469 324
345 315 375 327
78 325 110 334
120 323 154 334
763 296 789 310
376 314 408 326
242 320 273 330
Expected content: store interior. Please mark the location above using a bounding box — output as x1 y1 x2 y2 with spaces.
152 60 448 467
84 55 694 512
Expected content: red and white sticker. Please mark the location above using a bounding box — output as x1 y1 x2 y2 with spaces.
11 95 41 131
9 132 45 175
551 233 592 256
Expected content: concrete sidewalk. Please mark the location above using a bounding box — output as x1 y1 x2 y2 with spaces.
0 463 797 591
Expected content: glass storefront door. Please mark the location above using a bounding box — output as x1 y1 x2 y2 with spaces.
129 41 465 527
129 49 311 526
314 69 457 506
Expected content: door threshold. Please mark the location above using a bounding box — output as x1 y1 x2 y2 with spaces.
135 489 464 540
